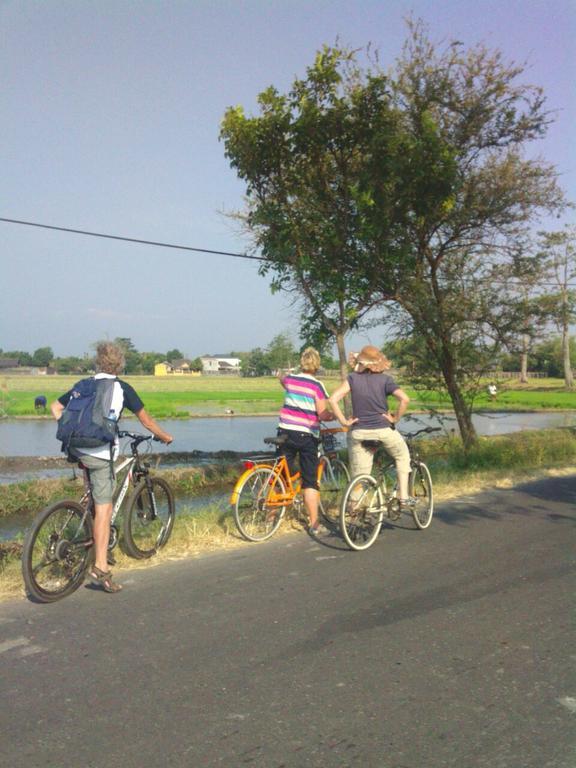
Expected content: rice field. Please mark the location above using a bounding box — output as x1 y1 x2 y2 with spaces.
1 374 574 419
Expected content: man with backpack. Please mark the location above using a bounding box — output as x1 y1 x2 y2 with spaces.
51 341 173 593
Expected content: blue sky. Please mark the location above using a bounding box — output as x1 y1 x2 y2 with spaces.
2 0 575 358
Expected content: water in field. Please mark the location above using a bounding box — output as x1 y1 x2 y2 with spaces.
2 411 576 462
1 410 575 542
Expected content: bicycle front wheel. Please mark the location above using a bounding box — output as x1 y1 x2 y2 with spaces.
410 462 434 529
233 467 287 542
123 477 176 558
340 475 384 551
21 500 93 602
319 457 350 525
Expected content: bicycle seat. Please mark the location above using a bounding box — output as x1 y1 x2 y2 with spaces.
361 440 382 449
264 435 288 447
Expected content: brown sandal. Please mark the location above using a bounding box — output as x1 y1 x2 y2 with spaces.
90 566 122 593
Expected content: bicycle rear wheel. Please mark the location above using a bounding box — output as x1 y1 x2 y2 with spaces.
340 475 384 551
21 500 93 603
319 457 350 525
410 462 434 529
123 477 176 558
233 467 287 542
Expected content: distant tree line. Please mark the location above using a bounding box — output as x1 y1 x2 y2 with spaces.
0 333 339 377
232 333 338 376
0 339 201 375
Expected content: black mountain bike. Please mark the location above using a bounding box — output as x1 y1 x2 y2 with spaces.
21 431 175 602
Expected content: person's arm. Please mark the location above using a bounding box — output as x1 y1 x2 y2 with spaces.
135 408 173 444
385 388 410 424
50 400 64 420
314 381 336 421
327 380 356 428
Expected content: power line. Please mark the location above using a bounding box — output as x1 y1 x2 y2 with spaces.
1 216 574 286
0 216 262 261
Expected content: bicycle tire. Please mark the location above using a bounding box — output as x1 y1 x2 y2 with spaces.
21 500 93 603
319 457 350 525
410 462 434 529
340 474 384 551
233 467 287 542
123 477 176 559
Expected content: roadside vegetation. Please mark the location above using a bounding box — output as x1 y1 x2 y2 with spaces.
1 427 575 601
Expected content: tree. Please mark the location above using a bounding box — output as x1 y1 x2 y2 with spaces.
241 348 270 377
265 333 297 373
166 349 184 362
222 22 565 449
32 347 53 367
221 46 399 378
536 227 576 390
113 337 142 374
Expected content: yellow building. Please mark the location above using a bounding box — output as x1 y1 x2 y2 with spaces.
154 360 199 376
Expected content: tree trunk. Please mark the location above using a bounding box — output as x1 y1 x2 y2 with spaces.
335 330 348 381
440 355 478 450
562 326 574 390
520 335 529 383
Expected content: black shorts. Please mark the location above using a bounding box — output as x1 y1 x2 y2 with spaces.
277 428 320 491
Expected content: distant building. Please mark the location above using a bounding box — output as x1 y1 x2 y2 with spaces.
154 359 200 376
200 355 241 375
0 358 20 371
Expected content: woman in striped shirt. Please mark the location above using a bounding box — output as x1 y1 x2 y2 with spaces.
277 347 333 536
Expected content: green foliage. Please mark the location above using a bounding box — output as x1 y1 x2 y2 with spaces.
433 429 576 473
265 333 298 372
222 21 565 448
31 347 53 366
240 347 271 377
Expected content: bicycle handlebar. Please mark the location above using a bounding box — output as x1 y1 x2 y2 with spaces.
403 426 442 439
117 431 160 444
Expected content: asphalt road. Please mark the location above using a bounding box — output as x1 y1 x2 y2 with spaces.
1 475 575 768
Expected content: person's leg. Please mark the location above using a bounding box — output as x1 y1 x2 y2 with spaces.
93 502 114 572
377 429 411 501
78 455 122 592
303 487 320 530
296 433 322 531
348 430 376 477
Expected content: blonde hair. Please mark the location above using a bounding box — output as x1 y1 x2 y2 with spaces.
95 341 125 375
300 347 321 374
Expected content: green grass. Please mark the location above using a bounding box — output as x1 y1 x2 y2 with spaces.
1 374 574 419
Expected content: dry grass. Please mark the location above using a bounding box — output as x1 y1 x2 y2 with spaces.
2 461 574 603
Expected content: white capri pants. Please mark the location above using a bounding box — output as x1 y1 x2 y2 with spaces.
348 427 411 478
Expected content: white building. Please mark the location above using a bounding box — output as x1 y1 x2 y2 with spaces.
200 355 242 375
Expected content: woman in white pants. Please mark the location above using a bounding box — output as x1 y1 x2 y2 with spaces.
328 345 411 503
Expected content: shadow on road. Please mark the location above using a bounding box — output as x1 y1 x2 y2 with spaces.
436 474 576 528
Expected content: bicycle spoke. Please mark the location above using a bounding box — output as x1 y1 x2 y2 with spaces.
410 463 434 529
123 477 175 558
340 475 383 551
22 501 92 602
233 467 287 542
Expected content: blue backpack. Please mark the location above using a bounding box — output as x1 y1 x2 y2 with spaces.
56 377 119 455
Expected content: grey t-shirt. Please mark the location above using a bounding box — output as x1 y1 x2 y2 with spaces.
347 371 400 430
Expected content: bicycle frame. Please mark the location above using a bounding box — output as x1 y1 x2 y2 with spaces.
78 453 136 523
76 431 158 532
229 453 327 508
231 455 298 506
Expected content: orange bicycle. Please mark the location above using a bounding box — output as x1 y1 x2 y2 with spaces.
230 428 348 542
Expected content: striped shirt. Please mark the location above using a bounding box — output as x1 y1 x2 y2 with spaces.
278 373 328 437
